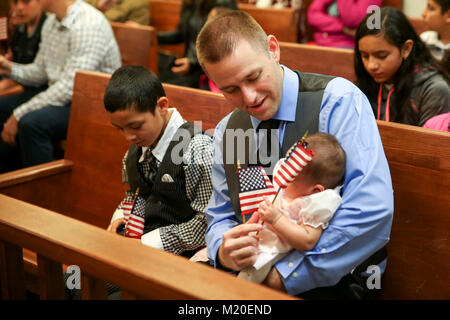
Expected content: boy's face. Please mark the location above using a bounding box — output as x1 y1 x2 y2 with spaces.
109 98 169 148
422 0 450 32
11 0 41 25
203 36 284 121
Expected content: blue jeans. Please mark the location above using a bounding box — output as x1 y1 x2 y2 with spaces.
0 88 70 173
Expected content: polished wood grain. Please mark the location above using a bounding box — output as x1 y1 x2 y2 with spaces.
0 84 24 98
148 0 300 45
376 120 450 299
0 194 296 300
111 22 158 74
279 42 355 82
1 70 448 299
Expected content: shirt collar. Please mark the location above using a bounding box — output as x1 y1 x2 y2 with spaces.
251 65 299 129
53 0 82 29
139 108 185 163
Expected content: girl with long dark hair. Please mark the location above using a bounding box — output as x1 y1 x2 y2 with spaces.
354 7 449 126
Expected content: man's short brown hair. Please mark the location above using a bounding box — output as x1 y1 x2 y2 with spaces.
196 10 269 69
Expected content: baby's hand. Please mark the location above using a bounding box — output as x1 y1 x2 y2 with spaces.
257 197 282 225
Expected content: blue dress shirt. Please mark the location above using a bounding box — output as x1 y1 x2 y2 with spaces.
205 66 394 295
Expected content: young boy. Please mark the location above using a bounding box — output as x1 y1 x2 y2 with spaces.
421 0 450 61
104 65 213 257
238 133 346 283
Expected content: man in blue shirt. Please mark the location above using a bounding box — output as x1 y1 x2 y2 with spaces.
196 10 393 298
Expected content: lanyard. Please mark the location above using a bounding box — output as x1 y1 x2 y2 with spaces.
377 84 395 122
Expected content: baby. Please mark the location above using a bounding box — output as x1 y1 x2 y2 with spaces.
239 132 346 283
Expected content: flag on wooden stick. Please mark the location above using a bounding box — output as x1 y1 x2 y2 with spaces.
125 196 146 239
237 165 276 221
0 16 7 41
123 188 145 239
273 138 314 189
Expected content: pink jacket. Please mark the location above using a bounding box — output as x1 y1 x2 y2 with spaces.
307 0 382 48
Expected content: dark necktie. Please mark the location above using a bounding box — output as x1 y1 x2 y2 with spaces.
143 148 158 183
256 119 280 168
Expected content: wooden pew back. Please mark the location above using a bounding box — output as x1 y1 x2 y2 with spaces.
148 0 300 43
111 22 158 73
0 194 294 300
1 71 449 299
279 42 355 82
376 121 450 299
62 71 234 228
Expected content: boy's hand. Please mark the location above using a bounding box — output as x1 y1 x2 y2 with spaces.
107 218 125 233
257 197 282 225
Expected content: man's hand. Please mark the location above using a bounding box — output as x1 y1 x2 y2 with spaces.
171 57 190 75
218 221 263 271
1 114 18 146
106 218 125 233
0 55 12 77
263 267 287 292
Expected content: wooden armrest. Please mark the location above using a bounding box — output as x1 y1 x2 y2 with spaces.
0 84 24 97
0 159 73 189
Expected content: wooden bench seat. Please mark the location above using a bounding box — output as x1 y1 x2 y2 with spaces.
0 194 294 300
1 70 449 299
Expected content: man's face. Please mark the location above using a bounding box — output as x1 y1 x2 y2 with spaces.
203 36 284 121
11 0 41 25
109 100 167 148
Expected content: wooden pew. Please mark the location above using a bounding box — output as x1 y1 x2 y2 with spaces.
0 70 234 228
238 3 300 43
111 22 158 73
279 42 355 82
0 23 159 100
376 121 450 299
0 83 24 98
0 194 294 300
1 70 449 299
148 0 300 44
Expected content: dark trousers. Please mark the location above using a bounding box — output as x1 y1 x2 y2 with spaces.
0 87 71 173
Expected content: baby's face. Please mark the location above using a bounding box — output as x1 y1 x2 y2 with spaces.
284 172 314 199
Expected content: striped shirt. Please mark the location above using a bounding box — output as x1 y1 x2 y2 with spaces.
10 0 121 121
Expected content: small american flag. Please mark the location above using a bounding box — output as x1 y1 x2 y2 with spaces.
0 16 7 41
238 166 276 217
125 196 146 239
273 139 314 189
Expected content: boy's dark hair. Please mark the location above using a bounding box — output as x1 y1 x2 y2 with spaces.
302 133 346 190
434 0 449 13
104 66 166 114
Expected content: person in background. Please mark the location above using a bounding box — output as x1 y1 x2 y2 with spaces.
420 0 449 61
0 0 47 92
85 0 150 25
355 7 449 127
307 0 382 48
0 0 121 173
238 133 346 284
157 0 237 89
196 10 393 299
